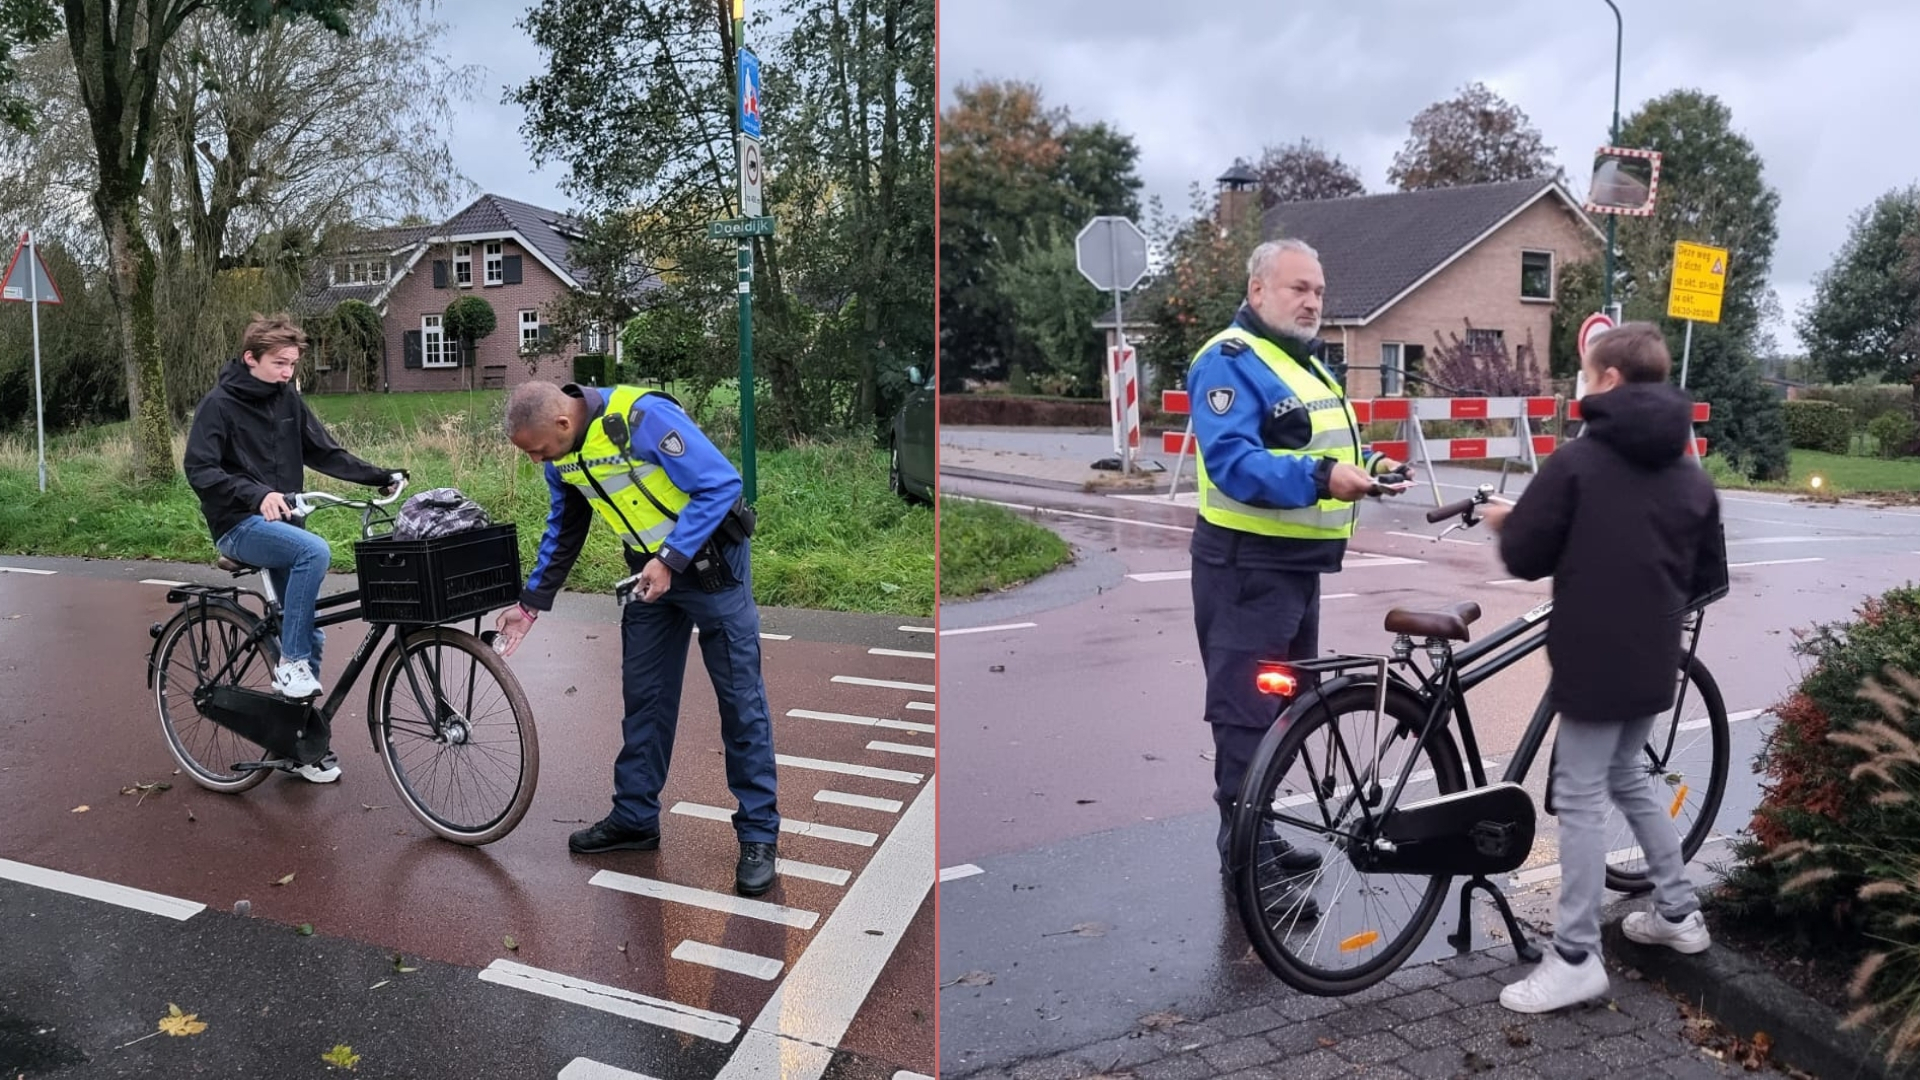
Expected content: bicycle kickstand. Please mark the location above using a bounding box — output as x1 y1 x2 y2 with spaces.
1447 874 1543 965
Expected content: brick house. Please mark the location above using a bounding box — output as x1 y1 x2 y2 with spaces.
1100 173 1604 400
299 194 615 393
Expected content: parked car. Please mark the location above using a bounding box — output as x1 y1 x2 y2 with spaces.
889 365 935 503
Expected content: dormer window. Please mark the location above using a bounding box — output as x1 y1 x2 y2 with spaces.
485 242 504 285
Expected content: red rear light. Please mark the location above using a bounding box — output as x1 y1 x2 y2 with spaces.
1256 665 1298 697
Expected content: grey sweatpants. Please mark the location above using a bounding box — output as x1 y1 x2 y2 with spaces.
1551 713 1700 958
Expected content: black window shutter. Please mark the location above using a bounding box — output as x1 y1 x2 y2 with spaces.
431 260 448 288
403 330 422 369
503 255 522 285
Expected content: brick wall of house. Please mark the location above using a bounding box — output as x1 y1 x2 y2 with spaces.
1331 197 1599 400
376 237 584 394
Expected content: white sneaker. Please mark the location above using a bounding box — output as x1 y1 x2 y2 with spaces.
291 752 341 784
272 659 323 699
1500 948 1609 1013
1623 910 1711 954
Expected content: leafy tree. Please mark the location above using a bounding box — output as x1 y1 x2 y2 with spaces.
1137 185 1264 394
1255 138 1366 206
1672 322 1789 481
994 223 1106 394
940 78 1140 384
1548 258 1603 379
1797 185 1920 411
621 299 715 386
443 295 497 377
1388 82 1554 191
331 300 383 392
0 0 360 482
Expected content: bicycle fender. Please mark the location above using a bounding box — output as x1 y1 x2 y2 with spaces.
146 597 253 690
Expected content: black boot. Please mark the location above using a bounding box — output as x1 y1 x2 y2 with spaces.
736 841 777 896
568 815 661 854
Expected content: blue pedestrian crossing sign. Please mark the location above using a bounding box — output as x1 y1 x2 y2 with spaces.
738 48 763 140
0 233 60 304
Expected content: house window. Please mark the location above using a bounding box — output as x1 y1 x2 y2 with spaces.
1320 343 1348 389
583 323 606 353
484 242 504 285
422 314 456 368
1521 250 1553 301
369 260 388 283
520 309 541 351
1381 343 1405 396
453 244 472 287
1466 328 1505 354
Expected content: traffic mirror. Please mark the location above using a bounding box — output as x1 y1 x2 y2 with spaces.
1585 147 1661 216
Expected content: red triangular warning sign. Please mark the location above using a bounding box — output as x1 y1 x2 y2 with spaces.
1 232 61 305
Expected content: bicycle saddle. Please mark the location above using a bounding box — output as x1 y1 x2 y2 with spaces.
215 555 259 577
1383 601 1481 642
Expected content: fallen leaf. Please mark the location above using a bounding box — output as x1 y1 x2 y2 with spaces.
321 1044 361 1070
1316 1036 1337 1049
1503 1025 1532 1048
71 805 88 813
564 686 577 696
273 874 295 887
157 1004 207 1037
186 808 196 823
1462 1050 1494 1073
391 955 418 974
361 804 388 812
1136 1011 1186 1032
503 935 519 951
1142 753 1161 761
940 970 993 988
1075 799 1097 805
296 923 315 936
367 980 389 991
989 665 1005 673
878 581 901 594
1041 922 1109 938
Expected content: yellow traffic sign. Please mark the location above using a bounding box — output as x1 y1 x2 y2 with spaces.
1667 240 1729 324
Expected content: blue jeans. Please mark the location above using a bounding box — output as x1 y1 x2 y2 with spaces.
614 539 779 843
215 516 329 672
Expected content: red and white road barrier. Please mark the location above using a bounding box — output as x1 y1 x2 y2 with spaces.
1109 345 1141 465
1568 398 1712 457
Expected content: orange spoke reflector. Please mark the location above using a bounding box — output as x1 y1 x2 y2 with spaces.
1339 930 1381 952
1669 784 1690 819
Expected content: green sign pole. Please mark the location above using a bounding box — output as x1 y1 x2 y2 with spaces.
733 1 757 504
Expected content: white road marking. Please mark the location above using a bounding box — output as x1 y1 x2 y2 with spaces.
589 870 820 929
671 802 878 847
1487 578 1528 586
140 578 190 587
1730 557 1824 569
832 675 935 693
671 940 784 981
939 621 1037 637
775 859 853 887
789 708 934 735
0 566 56 575
559 1059 662 1080
1511 834 1731 890
869 647 935 660
1386 531 1482 547
1324 592 1359 600
1728 536 1845 545
906 701 935 712
815 790 904 813
714 779 935 1080
895 1072 936 1080
1128 556 1419 584
866 740 935 759
939 863 984 883
899 625 936 634
693 627 792 641
952 496 1194 533
1126 570 1190 583
0 857 205 921
1680 707 1767 732
777 754 923 785
481 960 740 1042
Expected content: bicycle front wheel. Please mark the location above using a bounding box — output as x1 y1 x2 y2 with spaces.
153 603 276 793
369 626 539 845
1600 655 1730 894
1232 680 1468 996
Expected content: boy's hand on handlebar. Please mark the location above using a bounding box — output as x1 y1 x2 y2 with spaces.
259 491 294 522
378 470 408 497
1480 503 1512 532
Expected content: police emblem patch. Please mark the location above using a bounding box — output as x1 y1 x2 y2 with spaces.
659 431 687 457
1206 388 1235 415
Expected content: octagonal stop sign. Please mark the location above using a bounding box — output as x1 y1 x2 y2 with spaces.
1075 216 1149 293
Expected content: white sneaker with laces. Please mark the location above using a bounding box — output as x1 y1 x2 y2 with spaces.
1499 948 1609 1013
291 752 342 784
1622 910 1711 954
272 659 322 699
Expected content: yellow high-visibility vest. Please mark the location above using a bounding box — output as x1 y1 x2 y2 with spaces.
554 385 693 554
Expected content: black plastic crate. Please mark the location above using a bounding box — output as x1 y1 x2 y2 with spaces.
353 524 522 625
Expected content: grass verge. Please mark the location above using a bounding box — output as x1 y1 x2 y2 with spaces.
0 392 931 617
939 498 1072 599
1706 450 1920 498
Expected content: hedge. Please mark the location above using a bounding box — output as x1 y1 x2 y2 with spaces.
1782 399 1852 454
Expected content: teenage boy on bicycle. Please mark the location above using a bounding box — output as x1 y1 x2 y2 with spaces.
1480 322 1725 1012
184 313 402 783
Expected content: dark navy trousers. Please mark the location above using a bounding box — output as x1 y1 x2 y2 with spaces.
1191 560 1321 860
613 538 780 843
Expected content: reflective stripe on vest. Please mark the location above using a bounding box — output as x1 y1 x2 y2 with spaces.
1189 327 1363 540
556 386 693 554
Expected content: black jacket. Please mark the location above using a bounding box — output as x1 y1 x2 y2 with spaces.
183 359 391 541
1498 383 1725 723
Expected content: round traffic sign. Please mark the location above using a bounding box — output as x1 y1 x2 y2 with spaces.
744 142 761 186
1577 312 1614 362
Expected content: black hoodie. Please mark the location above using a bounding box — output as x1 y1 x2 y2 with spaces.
183 359 391 542
1497 382 1725 722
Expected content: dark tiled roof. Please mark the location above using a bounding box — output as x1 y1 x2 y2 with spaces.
1262 178 1570 321
332 224 434 254
444 193 584 285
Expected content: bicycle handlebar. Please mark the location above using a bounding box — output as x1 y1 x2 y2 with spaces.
287 473 408 518
1426 498 1479 524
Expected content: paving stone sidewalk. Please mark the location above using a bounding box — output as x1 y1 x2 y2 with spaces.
948 946 1783 1080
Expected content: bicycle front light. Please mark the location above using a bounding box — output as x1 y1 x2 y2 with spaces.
1255 664 1298 697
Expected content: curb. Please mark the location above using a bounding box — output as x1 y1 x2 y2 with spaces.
1602 916 1917 1079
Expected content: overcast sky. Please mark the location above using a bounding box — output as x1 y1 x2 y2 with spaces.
940 0 1920 353
440 2 570 214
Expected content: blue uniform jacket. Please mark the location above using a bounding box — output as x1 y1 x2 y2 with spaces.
1186 305 1383 573
519 385 742 612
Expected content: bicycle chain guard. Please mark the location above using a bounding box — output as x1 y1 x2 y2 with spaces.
1348 782 1535 877
194 685 331 767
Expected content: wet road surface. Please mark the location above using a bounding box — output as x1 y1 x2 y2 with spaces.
0 556 935 1080
936 463 1920 1073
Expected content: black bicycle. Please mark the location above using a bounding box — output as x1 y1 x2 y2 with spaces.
1228 485 1731 995
145 481 540 846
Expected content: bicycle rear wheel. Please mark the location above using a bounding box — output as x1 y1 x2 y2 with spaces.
152 603 275 792
1600 655 1730 894
1231 680 1468 996
369 626 538 845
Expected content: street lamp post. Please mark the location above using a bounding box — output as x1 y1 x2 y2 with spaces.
1602 0 1623 317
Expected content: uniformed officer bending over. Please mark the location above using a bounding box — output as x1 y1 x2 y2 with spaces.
494 381 780 897
1187 238 1409 915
